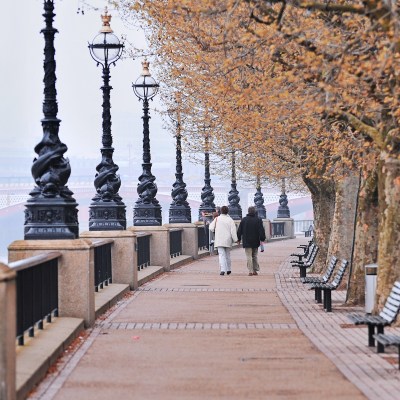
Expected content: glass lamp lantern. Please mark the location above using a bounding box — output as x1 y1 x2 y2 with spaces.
88 7 123 66
132 60 159 100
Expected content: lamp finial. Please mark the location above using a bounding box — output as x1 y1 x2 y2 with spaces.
141 59 151 77
100 6 113 33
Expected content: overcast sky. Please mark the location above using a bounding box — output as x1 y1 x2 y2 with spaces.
1 0 175 165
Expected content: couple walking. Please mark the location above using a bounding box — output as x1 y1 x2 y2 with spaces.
209 206 266 276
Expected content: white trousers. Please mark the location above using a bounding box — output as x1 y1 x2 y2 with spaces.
217 247 231 273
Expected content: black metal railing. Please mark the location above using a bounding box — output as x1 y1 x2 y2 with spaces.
271 222 285 237
93 240 113 292
294 219 314 234
197 224 209 251
9 252 61 346
170 229 182 258
137 234 151 271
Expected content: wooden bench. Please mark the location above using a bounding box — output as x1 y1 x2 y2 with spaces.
290 239 314 263
291 244 319 278
373 334 400 368
309 259 348 312
348 281 400 353
304 225 314 237
302 255 338 301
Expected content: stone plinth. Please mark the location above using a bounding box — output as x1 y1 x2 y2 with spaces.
263 219 272 242
129 226 170 271
273 218 295 239
81 231 137 290
163 223 199 259
0 263 16 400
8 240 95 328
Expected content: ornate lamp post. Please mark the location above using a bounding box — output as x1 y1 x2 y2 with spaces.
88 7 126 231
228 150 242 220
168 101 191 223
24 0 79 240
254 175 267 219
132 60 162 226
198 132 216 221
277 177 290 218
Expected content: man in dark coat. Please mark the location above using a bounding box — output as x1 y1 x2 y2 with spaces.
237 206 266 276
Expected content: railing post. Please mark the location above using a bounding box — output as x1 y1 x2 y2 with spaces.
272 217 295 239
129 226 171 271
81 231 137 290
165 223 199 259
8 240 95 328
0 263 17 400
261 219 271 242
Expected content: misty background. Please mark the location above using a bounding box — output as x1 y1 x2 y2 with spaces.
0 0 313 261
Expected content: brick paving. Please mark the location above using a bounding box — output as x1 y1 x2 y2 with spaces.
28 237 400 400
276 257 400 399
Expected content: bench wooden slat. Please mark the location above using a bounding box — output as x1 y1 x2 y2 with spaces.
384 299 400 311
374 334 400 346
387 294 400 304
385 299 400 312
380 309 396 323
389 292 400 302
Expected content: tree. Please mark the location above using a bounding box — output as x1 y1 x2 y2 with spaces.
114 0 400 305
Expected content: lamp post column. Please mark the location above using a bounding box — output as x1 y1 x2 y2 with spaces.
169 112 191 223
254 175 267 219
89 64 126 230
228 150 242 220
133 97 162 225
24 0 79 240
277 177 290 218
198 133 216 221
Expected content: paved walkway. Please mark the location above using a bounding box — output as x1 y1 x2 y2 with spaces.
29 237 400 399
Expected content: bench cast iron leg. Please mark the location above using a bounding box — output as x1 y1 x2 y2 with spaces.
315 288 322 303
299 266 306 278
368 325 375 347
377 325 385 353
324 289 332 312
398 345 400 370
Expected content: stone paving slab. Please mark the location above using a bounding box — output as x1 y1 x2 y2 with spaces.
28 237 392 399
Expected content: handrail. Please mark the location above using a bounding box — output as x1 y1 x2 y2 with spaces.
9 251 62 272
135 232 152 238
90 238 114 248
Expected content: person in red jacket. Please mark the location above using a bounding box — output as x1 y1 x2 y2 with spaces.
237 206 266 276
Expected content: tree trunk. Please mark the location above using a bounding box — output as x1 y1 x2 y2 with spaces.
346 170 379 305
376 157 400 308
327 172 360 268
302 176 336 272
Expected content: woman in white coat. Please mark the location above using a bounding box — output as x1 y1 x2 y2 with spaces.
209 205 238 275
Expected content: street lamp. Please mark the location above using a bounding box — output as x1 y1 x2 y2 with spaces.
24 0 79 240
277 177 290 218
254 175 267 219
88 7 126 230
228 150 242 220
132 60 162 226
168 99 191 223
198 131 216 221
